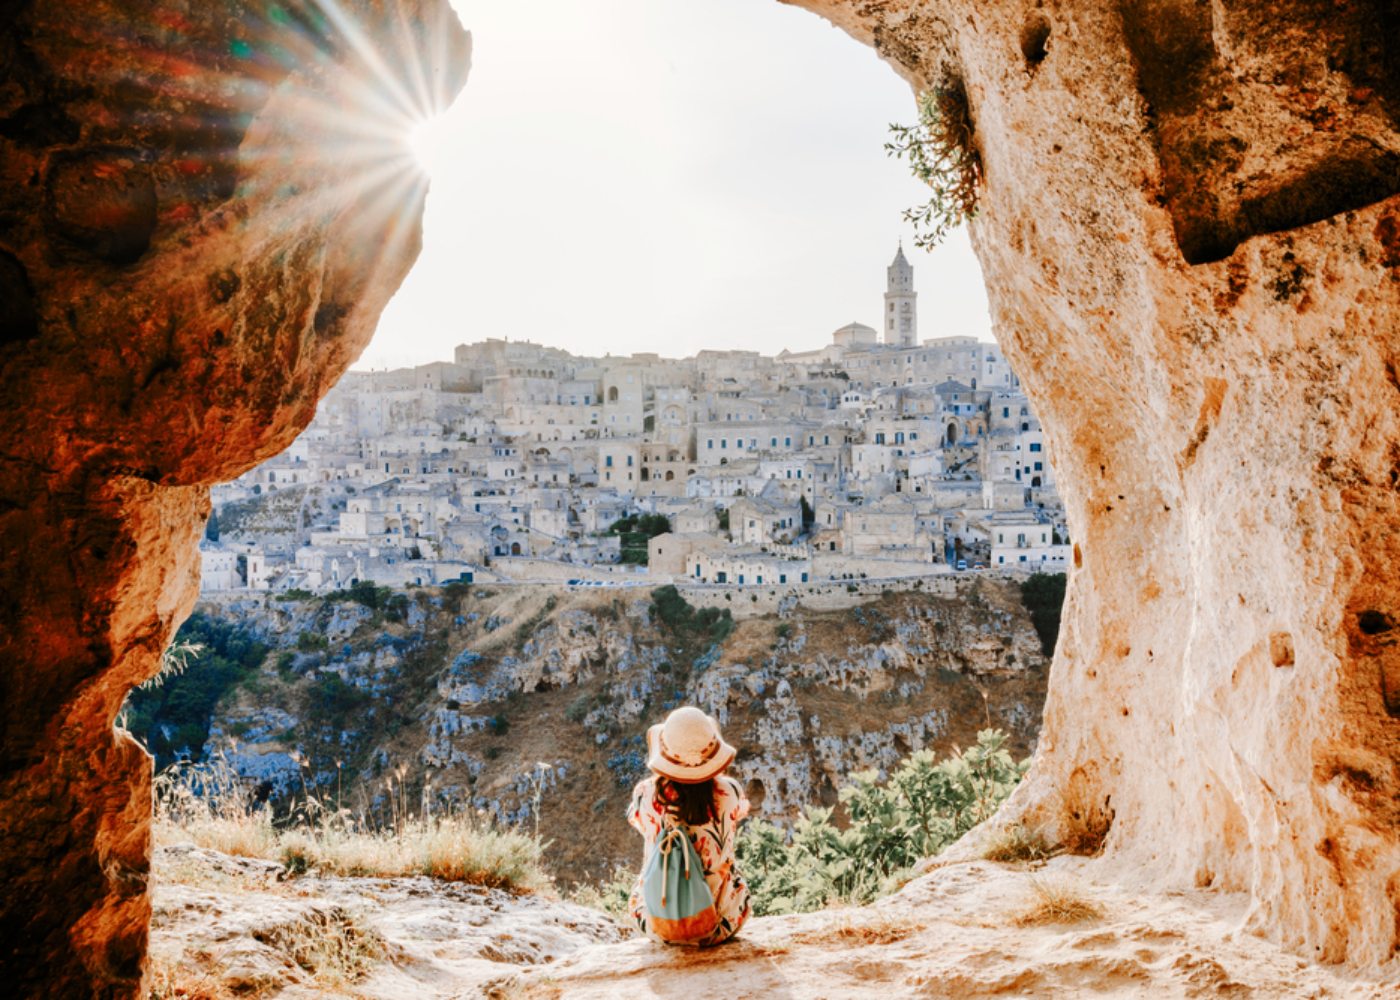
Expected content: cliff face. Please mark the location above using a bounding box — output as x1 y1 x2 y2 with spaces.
789 0 1400 967
189 581 1046 885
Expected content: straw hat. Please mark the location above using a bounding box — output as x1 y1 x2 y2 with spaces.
645 706 736 783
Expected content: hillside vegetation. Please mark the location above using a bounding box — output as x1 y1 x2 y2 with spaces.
128 576 1058 886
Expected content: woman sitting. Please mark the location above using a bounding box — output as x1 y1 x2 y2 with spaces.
626 706 751 946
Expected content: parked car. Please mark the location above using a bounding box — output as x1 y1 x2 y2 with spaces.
956 559 968 571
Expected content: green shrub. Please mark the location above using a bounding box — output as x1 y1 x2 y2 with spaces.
649 586 734 651
305 673 371 728
571 865 636 922
565 695 591 724
738 729 1027 915
297 631 330 651
608 513 670 565
120 614 270 769
329 580 394 611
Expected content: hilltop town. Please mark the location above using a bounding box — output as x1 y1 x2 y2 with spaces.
201 247 1070 594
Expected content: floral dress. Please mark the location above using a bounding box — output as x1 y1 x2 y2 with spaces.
626 774 752 946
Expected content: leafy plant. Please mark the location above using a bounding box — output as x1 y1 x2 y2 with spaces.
571 865 637 923
738 729 1027 915
121 614 269 768
886 83 981 248
649 585 734 652
608 513 671 565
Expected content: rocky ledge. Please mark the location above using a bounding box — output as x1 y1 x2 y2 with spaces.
149 844 621 997
151 844 1397 999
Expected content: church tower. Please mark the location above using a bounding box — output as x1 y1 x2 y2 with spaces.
884 243 917 347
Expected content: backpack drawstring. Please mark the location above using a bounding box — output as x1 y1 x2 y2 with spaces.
656 826 690 907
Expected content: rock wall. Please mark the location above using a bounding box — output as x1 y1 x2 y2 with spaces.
788 0 1400 968
0 1 469 994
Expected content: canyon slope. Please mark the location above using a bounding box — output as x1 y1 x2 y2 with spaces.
175 578 1048 886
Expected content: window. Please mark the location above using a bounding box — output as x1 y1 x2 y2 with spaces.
605 455 613 467
1029 442 1042 452
707 439 713 449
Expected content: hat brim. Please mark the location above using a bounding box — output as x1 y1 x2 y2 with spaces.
646 722 736 783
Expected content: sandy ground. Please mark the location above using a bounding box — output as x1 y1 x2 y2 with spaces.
151 846 1398 999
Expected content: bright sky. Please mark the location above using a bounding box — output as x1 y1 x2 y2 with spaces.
358 0 993 370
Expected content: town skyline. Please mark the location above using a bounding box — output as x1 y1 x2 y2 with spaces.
358 0 994 371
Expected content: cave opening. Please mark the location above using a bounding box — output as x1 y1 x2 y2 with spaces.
4 0 1400 995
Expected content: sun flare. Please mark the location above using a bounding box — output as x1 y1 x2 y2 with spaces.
406 115 450 176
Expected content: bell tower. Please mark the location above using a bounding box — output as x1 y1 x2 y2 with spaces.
884 243 917 347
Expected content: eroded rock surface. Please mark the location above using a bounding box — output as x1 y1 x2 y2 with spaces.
183 582 1045 885
149 844 621 997
0 1 469 994
500 858 1397 1000
791 0 1400 969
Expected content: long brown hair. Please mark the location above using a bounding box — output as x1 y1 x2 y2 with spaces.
655 775 716 827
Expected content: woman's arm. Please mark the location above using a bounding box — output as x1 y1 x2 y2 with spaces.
626 782 644 833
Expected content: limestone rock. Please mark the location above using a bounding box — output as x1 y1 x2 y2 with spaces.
791 0 1400 968
150 844 621 997
0 2 470 995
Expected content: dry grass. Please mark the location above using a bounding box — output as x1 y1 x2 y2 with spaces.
252 906 387 987
276 817 546 890
982 823 1055 864
155 754 548 893
1013 877 1105 926
791 910 925 948
147 907 386 999
147 952 232 1000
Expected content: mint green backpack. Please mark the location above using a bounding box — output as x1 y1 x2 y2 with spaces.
640 820 720 943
